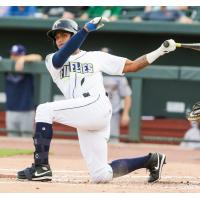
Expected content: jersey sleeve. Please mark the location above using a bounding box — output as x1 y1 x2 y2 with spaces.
45 53 60 82
97 52 127 75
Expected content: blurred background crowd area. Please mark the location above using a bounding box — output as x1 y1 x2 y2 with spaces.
0 6 200 24
1 6 200 146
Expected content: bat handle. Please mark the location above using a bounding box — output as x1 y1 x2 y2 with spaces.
176 43 181 47
163 40 181 48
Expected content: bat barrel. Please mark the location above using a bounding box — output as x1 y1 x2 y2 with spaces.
176 43 200 51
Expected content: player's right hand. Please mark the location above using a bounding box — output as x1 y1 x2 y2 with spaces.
159 39 176 55
84 17 109 32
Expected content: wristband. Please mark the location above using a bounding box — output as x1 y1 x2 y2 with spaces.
146 48 163 64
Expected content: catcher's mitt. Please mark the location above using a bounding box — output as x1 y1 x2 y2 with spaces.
187 101 200 121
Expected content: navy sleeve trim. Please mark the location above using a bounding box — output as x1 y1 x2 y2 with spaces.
52 28 89 69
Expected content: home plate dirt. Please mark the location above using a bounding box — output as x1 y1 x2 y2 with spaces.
0 137 200 192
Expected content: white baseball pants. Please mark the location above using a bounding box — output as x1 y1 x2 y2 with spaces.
35 94 113 183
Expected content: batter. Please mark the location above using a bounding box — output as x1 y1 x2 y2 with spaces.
17 17 176 183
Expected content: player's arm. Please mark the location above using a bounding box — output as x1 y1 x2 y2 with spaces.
119 78 132 126
123 39 176 73
52 17 108 69
15 54 42 71
121 95 132 127
21 54 42 62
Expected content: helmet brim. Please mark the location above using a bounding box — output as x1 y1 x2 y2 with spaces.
47 28 76 40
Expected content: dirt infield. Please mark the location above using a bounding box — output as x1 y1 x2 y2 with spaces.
0 136 200 193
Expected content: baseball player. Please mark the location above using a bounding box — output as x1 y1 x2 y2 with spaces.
17 17 176 183
101 47 132 143
104 74 132 143
5 44 42 137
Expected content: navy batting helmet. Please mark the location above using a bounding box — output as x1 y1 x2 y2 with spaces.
47 18 79 40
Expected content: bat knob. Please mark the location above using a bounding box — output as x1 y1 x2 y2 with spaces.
163 40 170 48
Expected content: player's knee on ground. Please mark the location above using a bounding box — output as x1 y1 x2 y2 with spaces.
90 165 113 183
35 103 53 124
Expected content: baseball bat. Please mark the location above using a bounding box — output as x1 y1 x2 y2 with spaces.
163 40 200 51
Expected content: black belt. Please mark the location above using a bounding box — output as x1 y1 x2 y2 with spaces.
83 92 90 97
83 92 108 97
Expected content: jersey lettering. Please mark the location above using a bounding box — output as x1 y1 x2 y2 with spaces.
82 63 93 73
60 63 70 79
60 62 94 79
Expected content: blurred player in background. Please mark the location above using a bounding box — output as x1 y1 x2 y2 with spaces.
17 17 176 183
5 44 42 137
101 47 132 143
180 121 200 149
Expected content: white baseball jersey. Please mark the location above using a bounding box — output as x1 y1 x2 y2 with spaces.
38 50 126 183
45 50 126 99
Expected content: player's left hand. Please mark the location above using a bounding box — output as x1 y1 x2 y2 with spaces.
159 39 176 55
84 17 109 32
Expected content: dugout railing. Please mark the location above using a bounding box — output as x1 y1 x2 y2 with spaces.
1 17 200 143
0 59 200 144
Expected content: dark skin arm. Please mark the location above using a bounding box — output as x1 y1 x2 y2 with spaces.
122 39 177 73
123 55 149 73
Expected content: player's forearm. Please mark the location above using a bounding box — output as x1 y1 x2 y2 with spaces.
23 54 42 62
123 96 132 115
123 56 149 73
124 47 165 73
123 39 176 73
52 28 89 69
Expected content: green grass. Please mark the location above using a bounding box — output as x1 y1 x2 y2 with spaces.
0 148 33 157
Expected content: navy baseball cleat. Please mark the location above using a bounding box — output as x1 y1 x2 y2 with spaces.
145 152 166 183
17 163 52 182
